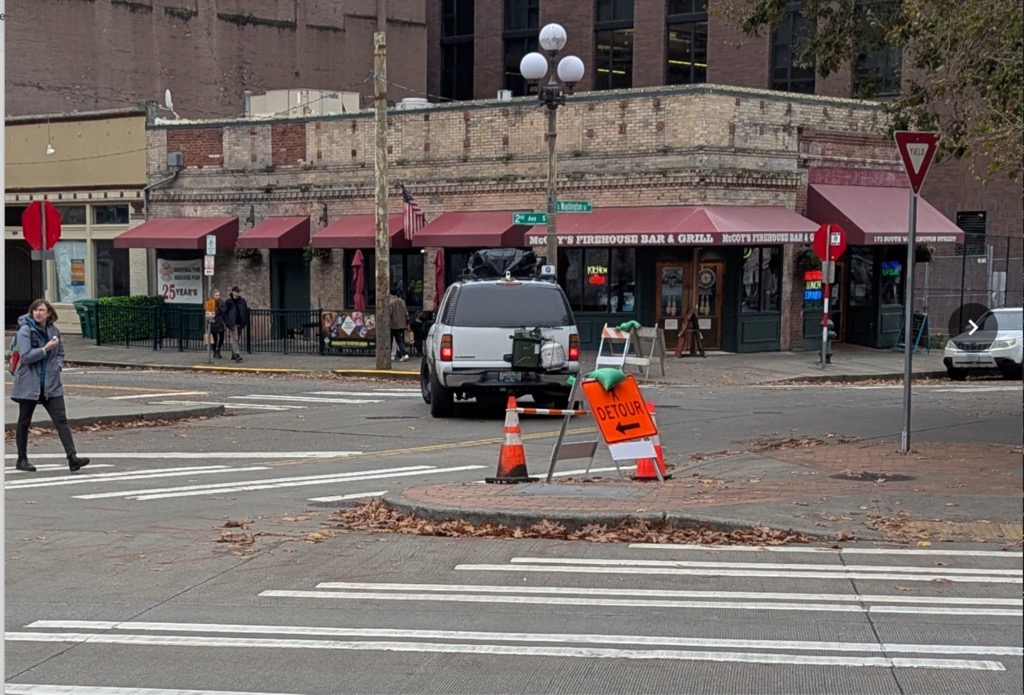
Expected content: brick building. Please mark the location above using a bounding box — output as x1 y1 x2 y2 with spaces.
123 84 977 352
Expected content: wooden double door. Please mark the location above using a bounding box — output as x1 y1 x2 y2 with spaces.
655 260 723 350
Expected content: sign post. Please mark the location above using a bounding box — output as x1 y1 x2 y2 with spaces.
894 131 938 454
204 234 217 364
21 201 63 301
812 223 846 369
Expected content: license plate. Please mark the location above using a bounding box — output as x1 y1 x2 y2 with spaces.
964 354 980 363
498 371 522 383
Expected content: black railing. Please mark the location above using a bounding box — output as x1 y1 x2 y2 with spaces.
95 305 324 355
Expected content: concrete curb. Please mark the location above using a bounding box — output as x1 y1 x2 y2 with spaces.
332 369 420 381
381 489 846 539
4 405 225 432
768 370 949 385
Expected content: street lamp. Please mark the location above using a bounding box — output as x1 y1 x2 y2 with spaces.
519 23 585 277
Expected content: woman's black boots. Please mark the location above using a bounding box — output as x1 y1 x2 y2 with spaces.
68 454 91 472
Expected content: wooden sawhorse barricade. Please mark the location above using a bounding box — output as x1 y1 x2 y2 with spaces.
595 324 667 378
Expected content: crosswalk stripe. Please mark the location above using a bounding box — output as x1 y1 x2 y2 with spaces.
310 390 420 397
109 391 208 400
154 399 306 411
4 631 1004 670
308 491 388 502
27 620 1024 657
231 394 383 404
5 684 304 695
5 452 359 460
6 466 269 490
6 464 115 474
628 543 1024 558
258 588 1022 616
456 563 1022 584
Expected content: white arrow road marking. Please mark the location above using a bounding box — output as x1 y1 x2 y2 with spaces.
6 686 305 695
456 563 1022 584
310 581 1023 607
6 466 269 490
153 399 306 411
25 620 1024 658
308 491 388 502
3 631 1004 670
260 588 1021 617
627 543 1024 558
73 464 485 501
109 391 209 400
231 395 384 404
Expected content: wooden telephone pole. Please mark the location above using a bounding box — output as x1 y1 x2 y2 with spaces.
373 31 392 369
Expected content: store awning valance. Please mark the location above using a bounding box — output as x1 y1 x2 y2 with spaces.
413 211 537 247
113 217 239 250
521 205 818 247
310 214 409 249
235 216 310 249
807 184 965 245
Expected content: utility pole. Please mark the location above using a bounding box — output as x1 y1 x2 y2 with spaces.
373 31 392 370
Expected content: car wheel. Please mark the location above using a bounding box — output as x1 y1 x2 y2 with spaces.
420 362 432 404
946 367 968 381
1000 364 1023 380
429 370 454 417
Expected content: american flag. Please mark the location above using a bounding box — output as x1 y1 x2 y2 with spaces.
402 185 426 242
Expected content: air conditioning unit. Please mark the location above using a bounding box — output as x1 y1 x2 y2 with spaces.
497 89 513 101
167 151 184 170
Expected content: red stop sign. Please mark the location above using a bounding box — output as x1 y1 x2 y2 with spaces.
812 223 846 261
21 200 63 251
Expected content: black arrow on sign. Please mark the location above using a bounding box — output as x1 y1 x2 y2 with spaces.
615 421 641 435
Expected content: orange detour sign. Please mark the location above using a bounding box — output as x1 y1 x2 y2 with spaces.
581 374 658 445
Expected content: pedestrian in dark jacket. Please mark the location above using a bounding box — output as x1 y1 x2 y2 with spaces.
223 286 250 362
389 287 410 361
210 289 227 359
9 299 90 473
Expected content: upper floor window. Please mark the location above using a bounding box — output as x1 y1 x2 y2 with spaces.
441 0 475 101
503 0 539 96
852 1 901 97
56 205 87 225
93 205 129 225
771 6 816 93
595 0 634 90
666 0 708 85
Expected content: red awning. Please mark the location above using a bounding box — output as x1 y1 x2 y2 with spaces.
522 206 818 247
114 217 239 250
236 216 310 249
310 214 409 249
413 211 535 247
807 184 965 245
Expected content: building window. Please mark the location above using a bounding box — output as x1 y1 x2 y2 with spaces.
503 0 539 96
852 1 901 97
879 247 905 305
346 250 424 310
93 205 129 225
54 240 89 303
441 0 475 101
5 205 28 227
771 5 816 93
741 247 782 313
849 247 875 306
595 0 634 90
666 0 707 85
94 240 130 298
563 247 636 313
956 211 987 255
56 205 87 225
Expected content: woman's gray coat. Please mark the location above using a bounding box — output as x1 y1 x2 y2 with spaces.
10 314 65 402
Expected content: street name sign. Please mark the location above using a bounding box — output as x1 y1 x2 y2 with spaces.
581 374 658 445
512 212 548 225
893 131 938 194
555 200 592 213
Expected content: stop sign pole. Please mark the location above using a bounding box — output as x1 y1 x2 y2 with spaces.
894 131 939 454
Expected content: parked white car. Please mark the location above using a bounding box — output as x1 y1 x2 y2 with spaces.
943 307 1023 380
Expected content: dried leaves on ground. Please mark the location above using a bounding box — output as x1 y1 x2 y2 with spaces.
332 499 822 545
3 414 219 441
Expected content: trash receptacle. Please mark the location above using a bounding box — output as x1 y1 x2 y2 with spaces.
74 299 98 339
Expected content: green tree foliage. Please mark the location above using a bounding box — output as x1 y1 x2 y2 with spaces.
721 0 1023 180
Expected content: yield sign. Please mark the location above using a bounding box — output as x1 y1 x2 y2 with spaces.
581 374 658 445
893 131 938 194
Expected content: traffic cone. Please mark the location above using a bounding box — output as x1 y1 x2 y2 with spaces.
647 401 669 479
485 396 537 484
632 401 669 481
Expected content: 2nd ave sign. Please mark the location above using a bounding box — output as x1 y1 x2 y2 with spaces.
581 374 658 445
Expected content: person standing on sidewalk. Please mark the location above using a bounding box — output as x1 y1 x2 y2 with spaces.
224 286 249 362
389 286 411 362
210 289 227 359
10 299 90 473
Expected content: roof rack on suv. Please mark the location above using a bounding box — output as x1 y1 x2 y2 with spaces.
460 248 545 282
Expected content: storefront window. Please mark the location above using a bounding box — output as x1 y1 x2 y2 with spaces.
94 240 130 297
563 248 636 313
849 248 875 306
93 205 129 225
741 247 781 313
346 249 424 310
879 247 904 305
54 240 88 302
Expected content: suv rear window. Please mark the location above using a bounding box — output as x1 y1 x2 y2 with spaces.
450 284 574 327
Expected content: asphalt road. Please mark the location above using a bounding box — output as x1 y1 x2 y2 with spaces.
4 368 1022 693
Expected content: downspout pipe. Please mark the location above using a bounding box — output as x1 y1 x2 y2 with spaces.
143 169 179 221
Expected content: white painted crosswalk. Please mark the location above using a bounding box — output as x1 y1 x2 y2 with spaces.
148 386 423 411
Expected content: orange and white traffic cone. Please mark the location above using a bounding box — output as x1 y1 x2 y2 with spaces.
647 401 669 479
632 401 669 481
485 396 537 484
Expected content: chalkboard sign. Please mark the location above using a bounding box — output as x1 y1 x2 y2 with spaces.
893 311 930 354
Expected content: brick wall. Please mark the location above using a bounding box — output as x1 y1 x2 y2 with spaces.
272 123 308 167
167 128 224 169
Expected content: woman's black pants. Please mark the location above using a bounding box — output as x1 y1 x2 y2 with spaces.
16 395 77 458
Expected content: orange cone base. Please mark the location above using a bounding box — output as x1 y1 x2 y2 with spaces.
632 457 671 481
485 463 538 485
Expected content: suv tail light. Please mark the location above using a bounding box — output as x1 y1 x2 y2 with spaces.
568 334 580 361
439 333 454 361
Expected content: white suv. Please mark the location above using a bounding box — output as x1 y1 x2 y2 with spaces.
943 307 1023 380
421 277 580 417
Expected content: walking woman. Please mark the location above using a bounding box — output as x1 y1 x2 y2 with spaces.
10 299 90 473
210 289 227 359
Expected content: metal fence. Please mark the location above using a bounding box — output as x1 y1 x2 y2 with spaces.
95 304 325 355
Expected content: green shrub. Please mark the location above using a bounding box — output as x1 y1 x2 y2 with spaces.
97 295 165 342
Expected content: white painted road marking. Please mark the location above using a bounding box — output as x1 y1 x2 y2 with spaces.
6 466 270 490
308 490 388 502
109 391 209 400
6 464 116 474
310 390 421 398
6 686 304 695
4 631 1004 670
628 543 1024 558
26 620 1024 657
155 399 307 411
231 394 384 404
4 452 359 460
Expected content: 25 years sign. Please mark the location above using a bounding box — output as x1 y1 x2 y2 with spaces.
156 258 203 303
